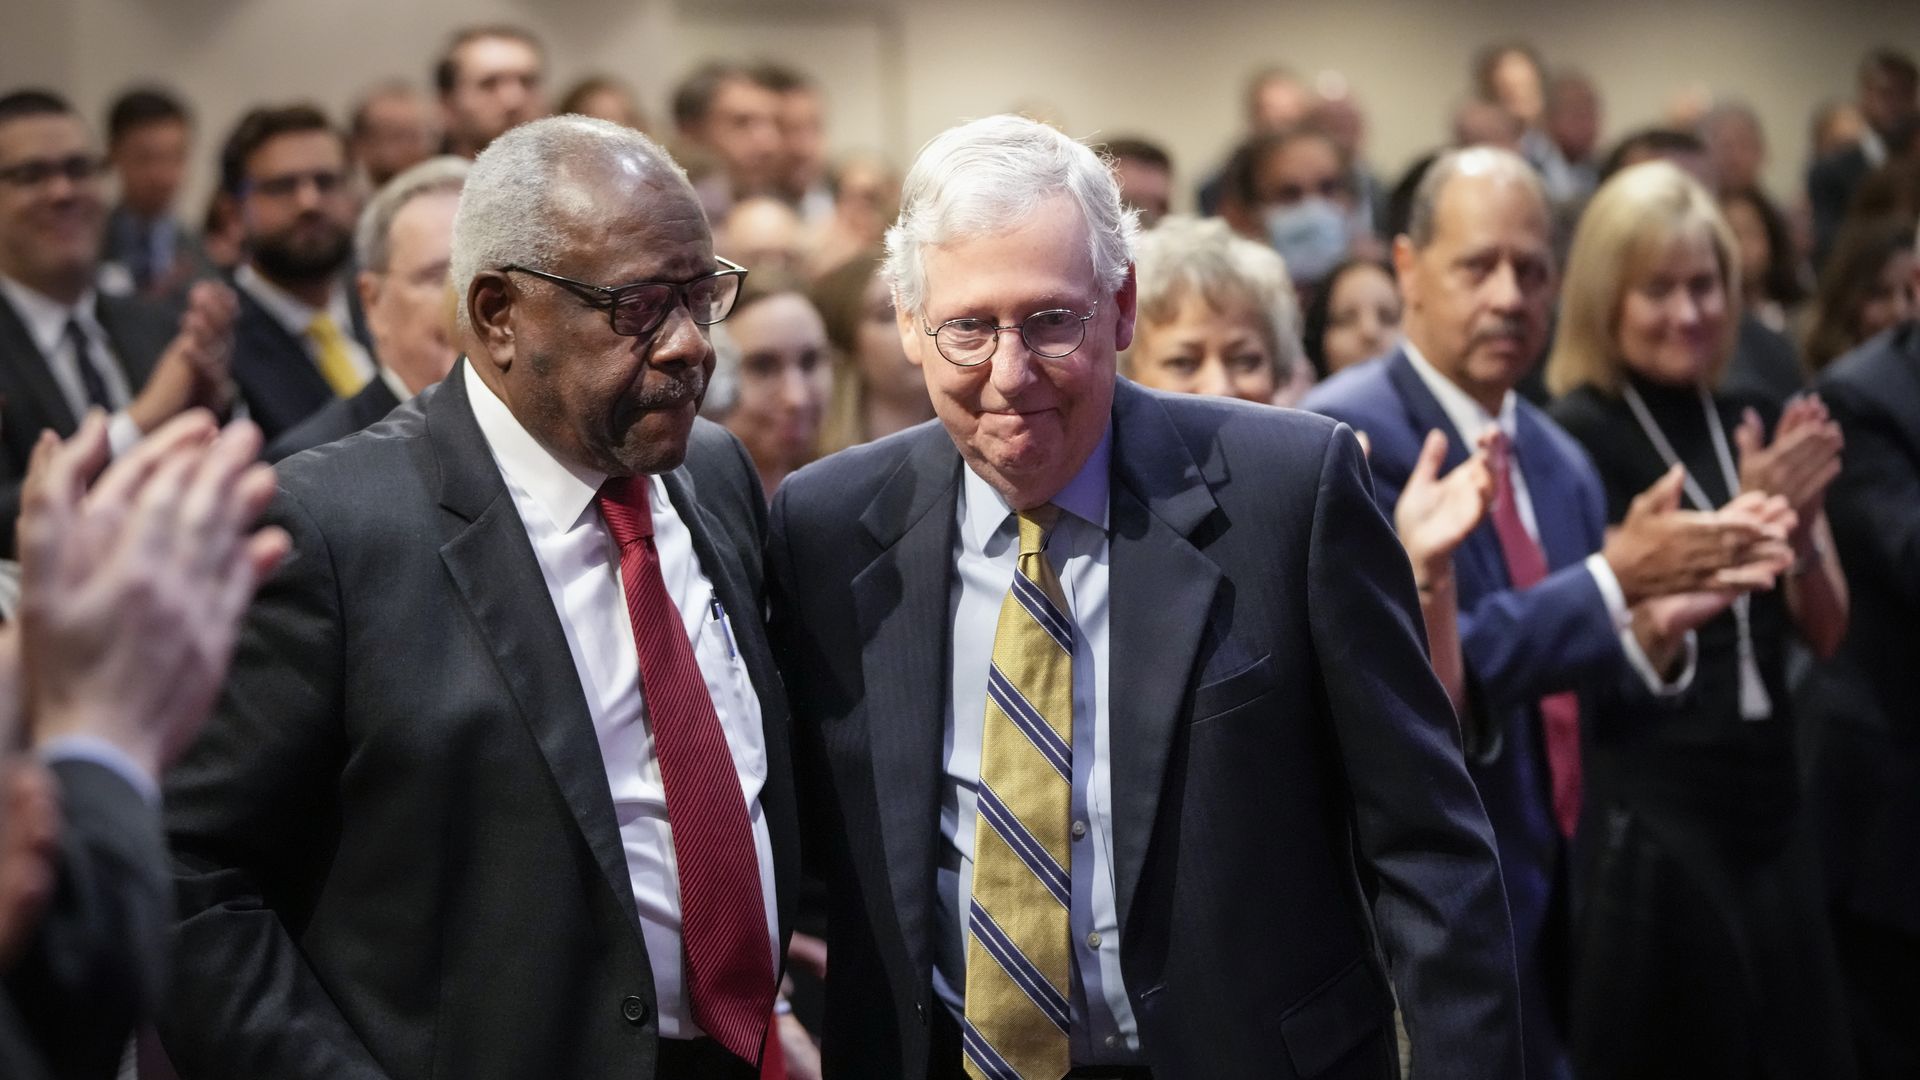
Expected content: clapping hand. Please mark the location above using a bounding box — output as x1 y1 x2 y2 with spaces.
1395 428 1496 584
1735 396 1843 538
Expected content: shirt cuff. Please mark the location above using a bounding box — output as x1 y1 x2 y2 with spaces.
37 735 160 807
107 410 143 457
1584 553 1632 631
1618 626 1698 698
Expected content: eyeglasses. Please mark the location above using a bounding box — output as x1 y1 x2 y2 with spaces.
246 169 347 199
0 154 104 188
501 258 749 338
922 300 1099 367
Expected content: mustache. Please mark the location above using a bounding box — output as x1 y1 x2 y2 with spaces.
1470 319 1529 346
630 368 705 409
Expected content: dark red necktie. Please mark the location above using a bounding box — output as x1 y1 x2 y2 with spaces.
1486 434 1584 839
596 475 775 1064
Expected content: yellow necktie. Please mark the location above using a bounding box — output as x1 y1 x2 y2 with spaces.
306 312 366 397
964 505 1072 1080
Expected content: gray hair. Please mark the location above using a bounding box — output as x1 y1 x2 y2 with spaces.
356 155 469 273
1123 215 1303 383
1405 146 1546 249
883 114 1137 317
450 114 690 330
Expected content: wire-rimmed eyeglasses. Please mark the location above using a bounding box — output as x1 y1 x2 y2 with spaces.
921 300 1099 367
500 257 749 337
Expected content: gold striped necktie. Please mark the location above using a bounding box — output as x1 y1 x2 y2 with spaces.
964 504 1073 1080
306 311 366 397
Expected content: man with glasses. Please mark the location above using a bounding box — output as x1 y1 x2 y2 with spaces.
0 89 237 557
220 103 377 439
767 114 1521 1079
161 115 797 1080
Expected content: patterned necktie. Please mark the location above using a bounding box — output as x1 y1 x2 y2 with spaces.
1487 433 1584 838
63 318 115 411
965 504 1073 1080
305 311 366 397
595 475 776 1064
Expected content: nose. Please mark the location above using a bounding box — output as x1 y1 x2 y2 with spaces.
986 331 1042 398
1195 359 1232 399
1486 260 1523 312
293 178 325 213
647 302 709 371
1671 288 1702 328
779 364 813 410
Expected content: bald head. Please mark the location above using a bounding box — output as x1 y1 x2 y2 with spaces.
1406 147 1547 249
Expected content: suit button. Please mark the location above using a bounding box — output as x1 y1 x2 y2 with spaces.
621 995 650 1024
916 1001 926 1025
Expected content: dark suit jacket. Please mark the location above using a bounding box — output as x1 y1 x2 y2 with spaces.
1303 349 1664 1080
1723 313 1808 409
1805 321 1920 936
1807 144 1872 269
159 364 799 1079
0 290 175 557
99 205 221 309
264 376 401 463
1 758 171 1080
767 379 1521 1080
229 275 375 440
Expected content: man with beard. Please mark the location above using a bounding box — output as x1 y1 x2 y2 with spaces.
221 104 377 439
161 115 797 1079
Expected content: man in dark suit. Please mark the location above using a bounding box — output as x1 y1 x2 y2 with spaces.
1302 148 1795 1080
1806 298 1920 1078
1808 49 1918 266
98 87 218 307
0 410 284 1080
162 115 795 1079
219 104 377 440
0 89 236 557
769 114 1520 1080
267 155 468 461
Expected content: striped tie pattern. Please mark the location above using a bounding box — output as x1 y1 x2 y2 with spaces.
964 505 1072 1080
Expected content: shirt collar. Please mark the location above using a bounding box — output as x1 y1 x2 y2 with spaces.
235 262 350 339
1402 338 1517 444
462 360 607 532
0 274 102 357
959 420 1112 553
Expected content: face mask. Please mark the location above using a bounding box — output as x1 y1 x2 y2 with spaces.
1263 197 1349 285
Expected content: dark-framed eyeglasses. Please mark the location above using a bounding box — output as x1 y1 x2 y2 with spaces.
0 154 104 189
245 169 347 200
500 257 749 338
922 300 1099 367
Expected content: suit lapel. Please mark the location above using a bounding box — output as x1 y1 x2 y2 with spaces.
1106 381 1223 935
1385 350 1509 590
851 429 960 978
0 293 79 437
1512 407 1587 571
429 365 644 937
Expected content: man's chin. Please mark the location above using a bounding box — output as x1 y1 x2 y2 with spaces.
611 403 697 475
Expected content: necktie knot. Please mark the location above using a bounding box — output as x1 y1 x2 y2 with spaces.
1016 503 1061 558
596 475 655 547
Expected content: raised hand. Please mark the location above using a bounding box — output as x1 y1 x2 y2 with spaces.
1602 465 1795 605
127 281 240 433
1735 397 1844 530
1395 428 1495 582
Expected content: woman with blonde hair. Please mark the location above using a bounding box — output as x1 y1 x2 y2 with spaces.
1545 161 1855 1078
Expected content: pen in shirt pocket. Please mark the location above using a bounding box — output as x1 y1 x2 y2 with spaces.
709 592 738 659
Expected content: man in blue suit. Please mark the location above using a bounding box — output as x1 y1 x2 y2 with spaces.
1302 147 1791 1080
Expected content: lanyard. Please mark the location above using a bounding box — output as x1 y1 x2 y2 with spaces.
1621 383 1773 721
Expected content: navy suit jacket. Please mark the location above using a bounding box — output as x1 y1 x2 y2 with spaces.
769 379 1521 1080
229 276 375 440
1303 348 1647 1079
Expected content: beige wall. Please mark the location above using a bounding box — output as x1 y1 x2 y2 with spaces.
12 0 1917 216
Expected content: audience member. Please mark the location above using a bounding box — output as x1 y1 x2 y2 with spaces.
1394 427 1497 712
558 74 647 131
754 64 831 223
1195 66 1311 215
0 90 237 557
1809 49 1919 264
1305 147 1793 1080
160 116 793 1080
268 155 467 461
0 409 284 1080
99 87 215 302
1722 184 1811 333
1701 100 1770 194
800 153 899 278
1309 77 1388 238
673 62 785 221
807 248 930 455
1120 214 1306 405
720 195 805 279
707 273 832 497
1803 225 1920 1078
1804 214 1919 370
220 104 375 439
1546 160 1852 1079
1098 136 1173 229
1302 256 1400 377
1540 69 1604 205
1600 126 1713 185
1810 99 1869 163
349 81 441 190
1219 128 1360 291
434 24 548 159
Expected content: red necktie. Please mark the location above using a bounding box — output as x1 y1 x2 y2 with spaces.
1486 434 1584 839
596 475 775 1064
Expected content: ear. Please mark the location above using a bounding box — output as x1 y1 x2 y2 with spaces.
893 285 926 369
467 271 517 373
355 269 381 317
217 191 244 232
1111 262 1139 353
1391 234 1419 310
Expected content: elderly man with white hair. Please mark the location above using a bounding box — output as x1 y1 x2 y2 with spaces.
767 114 1521 1080
160 115 798 1080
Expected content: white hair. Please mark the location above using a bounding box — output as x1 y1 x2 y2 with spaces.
882 114 1138 317
450 114 690 330
356 155 469 273
1124 214 1303 383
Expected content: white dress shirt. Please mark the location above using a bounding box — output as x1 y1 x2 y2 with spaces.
464 363 779 1039
0 275 142 454
1403 341 1695 694
934 425 1144 1065
234 264 376 386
